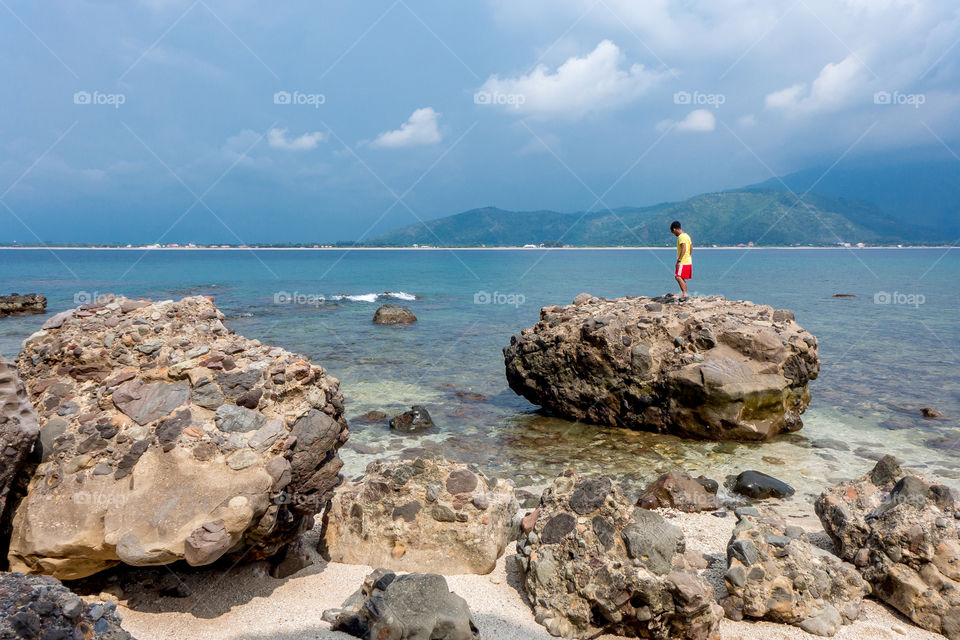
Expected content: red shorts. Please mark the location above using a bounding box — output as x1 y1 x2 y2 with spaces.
676 264 692 279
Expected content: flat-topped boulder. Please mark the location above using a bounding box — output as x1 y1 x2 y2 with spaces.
503 294 819 441
322 455 517 574
8 295 348 579
0 293 46 316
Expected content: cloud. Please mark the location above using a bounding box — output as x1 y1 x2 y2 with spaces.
267 128 326 151
370 107 443 148
764 55 864 115
656 109 716 133
477 40 664 119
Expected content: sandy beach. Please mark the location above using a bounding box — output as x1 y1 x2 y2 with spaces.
109 502 943 640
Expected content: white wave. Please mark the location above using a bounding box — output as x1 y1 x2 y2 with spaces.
329 291 417 303
383 291 417 301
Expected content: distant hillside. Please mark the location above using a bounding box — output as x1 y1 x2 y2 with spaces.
750 157 960 237
367 189 910 247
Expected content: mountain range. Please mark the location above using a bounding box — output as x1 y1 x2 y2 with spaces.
367 156 957 247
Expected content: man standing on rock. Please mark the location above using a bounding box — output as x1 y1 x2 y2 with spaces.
671 220 692 300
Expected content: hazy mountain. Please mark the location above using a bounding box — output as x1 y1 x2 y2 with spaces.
367 189 911 247
750 156 960 237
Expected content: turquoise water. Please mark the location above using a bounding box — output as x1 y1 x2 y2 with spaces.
1 247 958 497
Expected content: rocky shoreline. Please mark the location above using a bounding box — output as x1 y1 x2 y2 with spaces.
0 293 954 640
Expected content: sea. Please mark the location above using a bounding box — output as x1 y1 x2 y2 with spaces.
1 247 958 500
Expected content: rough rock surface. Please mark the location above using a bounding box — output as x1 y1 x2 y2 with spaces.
323 568 480 639
0 293 46 316
637 472 720 513
720 507 868 636
517 469 723 639
8 295 349 580
323 455 517 574
0 571 134 639
0 356 39 566
503 294 819 441
816 456 960 639
372 305 417 325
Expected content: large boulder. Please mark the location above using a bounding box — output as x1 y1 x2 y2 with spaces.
322 455 517 574
720 507 868 636
0 293 46 316
0 571 134 639
815 456 960 638
7 295 349 579
323 568 480 640
503 295 819 441
517 469 723 639
372 304 417 325
0 356 39 567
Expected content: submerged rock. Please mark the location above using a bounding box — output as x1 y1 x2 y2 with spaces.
372 304 417 325
720 508 867 636
816 456 960 639
323 455 517 574
0 293 46 316
389 405 434 433
517 469 723 639
0 571 135 639
324 568 479 640
637 471 721 513
8 295 349 579
503 294 819 441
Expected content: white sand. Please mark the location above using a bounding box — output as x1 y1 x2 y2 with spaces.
115 508 944 640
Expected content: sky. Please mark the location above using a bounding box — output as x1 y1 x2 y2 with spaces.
1 0 959 243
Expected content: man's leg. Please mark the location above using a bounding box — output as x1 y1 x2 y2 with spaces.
675 275 688 297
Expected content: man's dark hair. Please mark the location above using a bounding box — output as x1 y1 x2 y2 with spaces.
670 220 682 231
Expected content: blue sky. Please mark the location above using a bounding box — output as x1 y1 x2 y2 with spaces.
1 0 958 243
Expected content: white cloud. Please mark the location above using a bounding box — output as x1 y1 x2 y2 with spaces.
656 109 716 133
764 55 864 115
477 40 664 119
267 128 326 151
370 107 443 149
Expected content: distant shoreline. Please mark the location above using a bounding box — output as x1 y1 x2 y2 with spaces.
0 245 953 251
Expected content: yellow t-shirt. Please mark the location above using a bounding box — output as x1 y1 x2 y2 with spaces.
676 232 692 265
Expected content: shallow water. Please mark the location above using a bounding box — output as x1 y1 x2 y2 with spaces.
1 247 958 498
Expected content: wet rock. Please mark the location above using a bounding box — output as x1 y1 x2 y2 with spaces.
0 293 46 316
816 456 960 639
372 304 417 325
355 410 388 423
720 507 867 636
323 455 517 575
9 295 348 580
637 471 721 512
504 295 819 441
0 571 134 639
324 569 479 639
517 469 723 639
922 407 943 419
389 405 434 433
731 470 795 499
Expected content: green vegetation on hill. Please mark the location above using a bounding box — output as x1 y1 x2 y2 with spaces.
367 189 911 247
